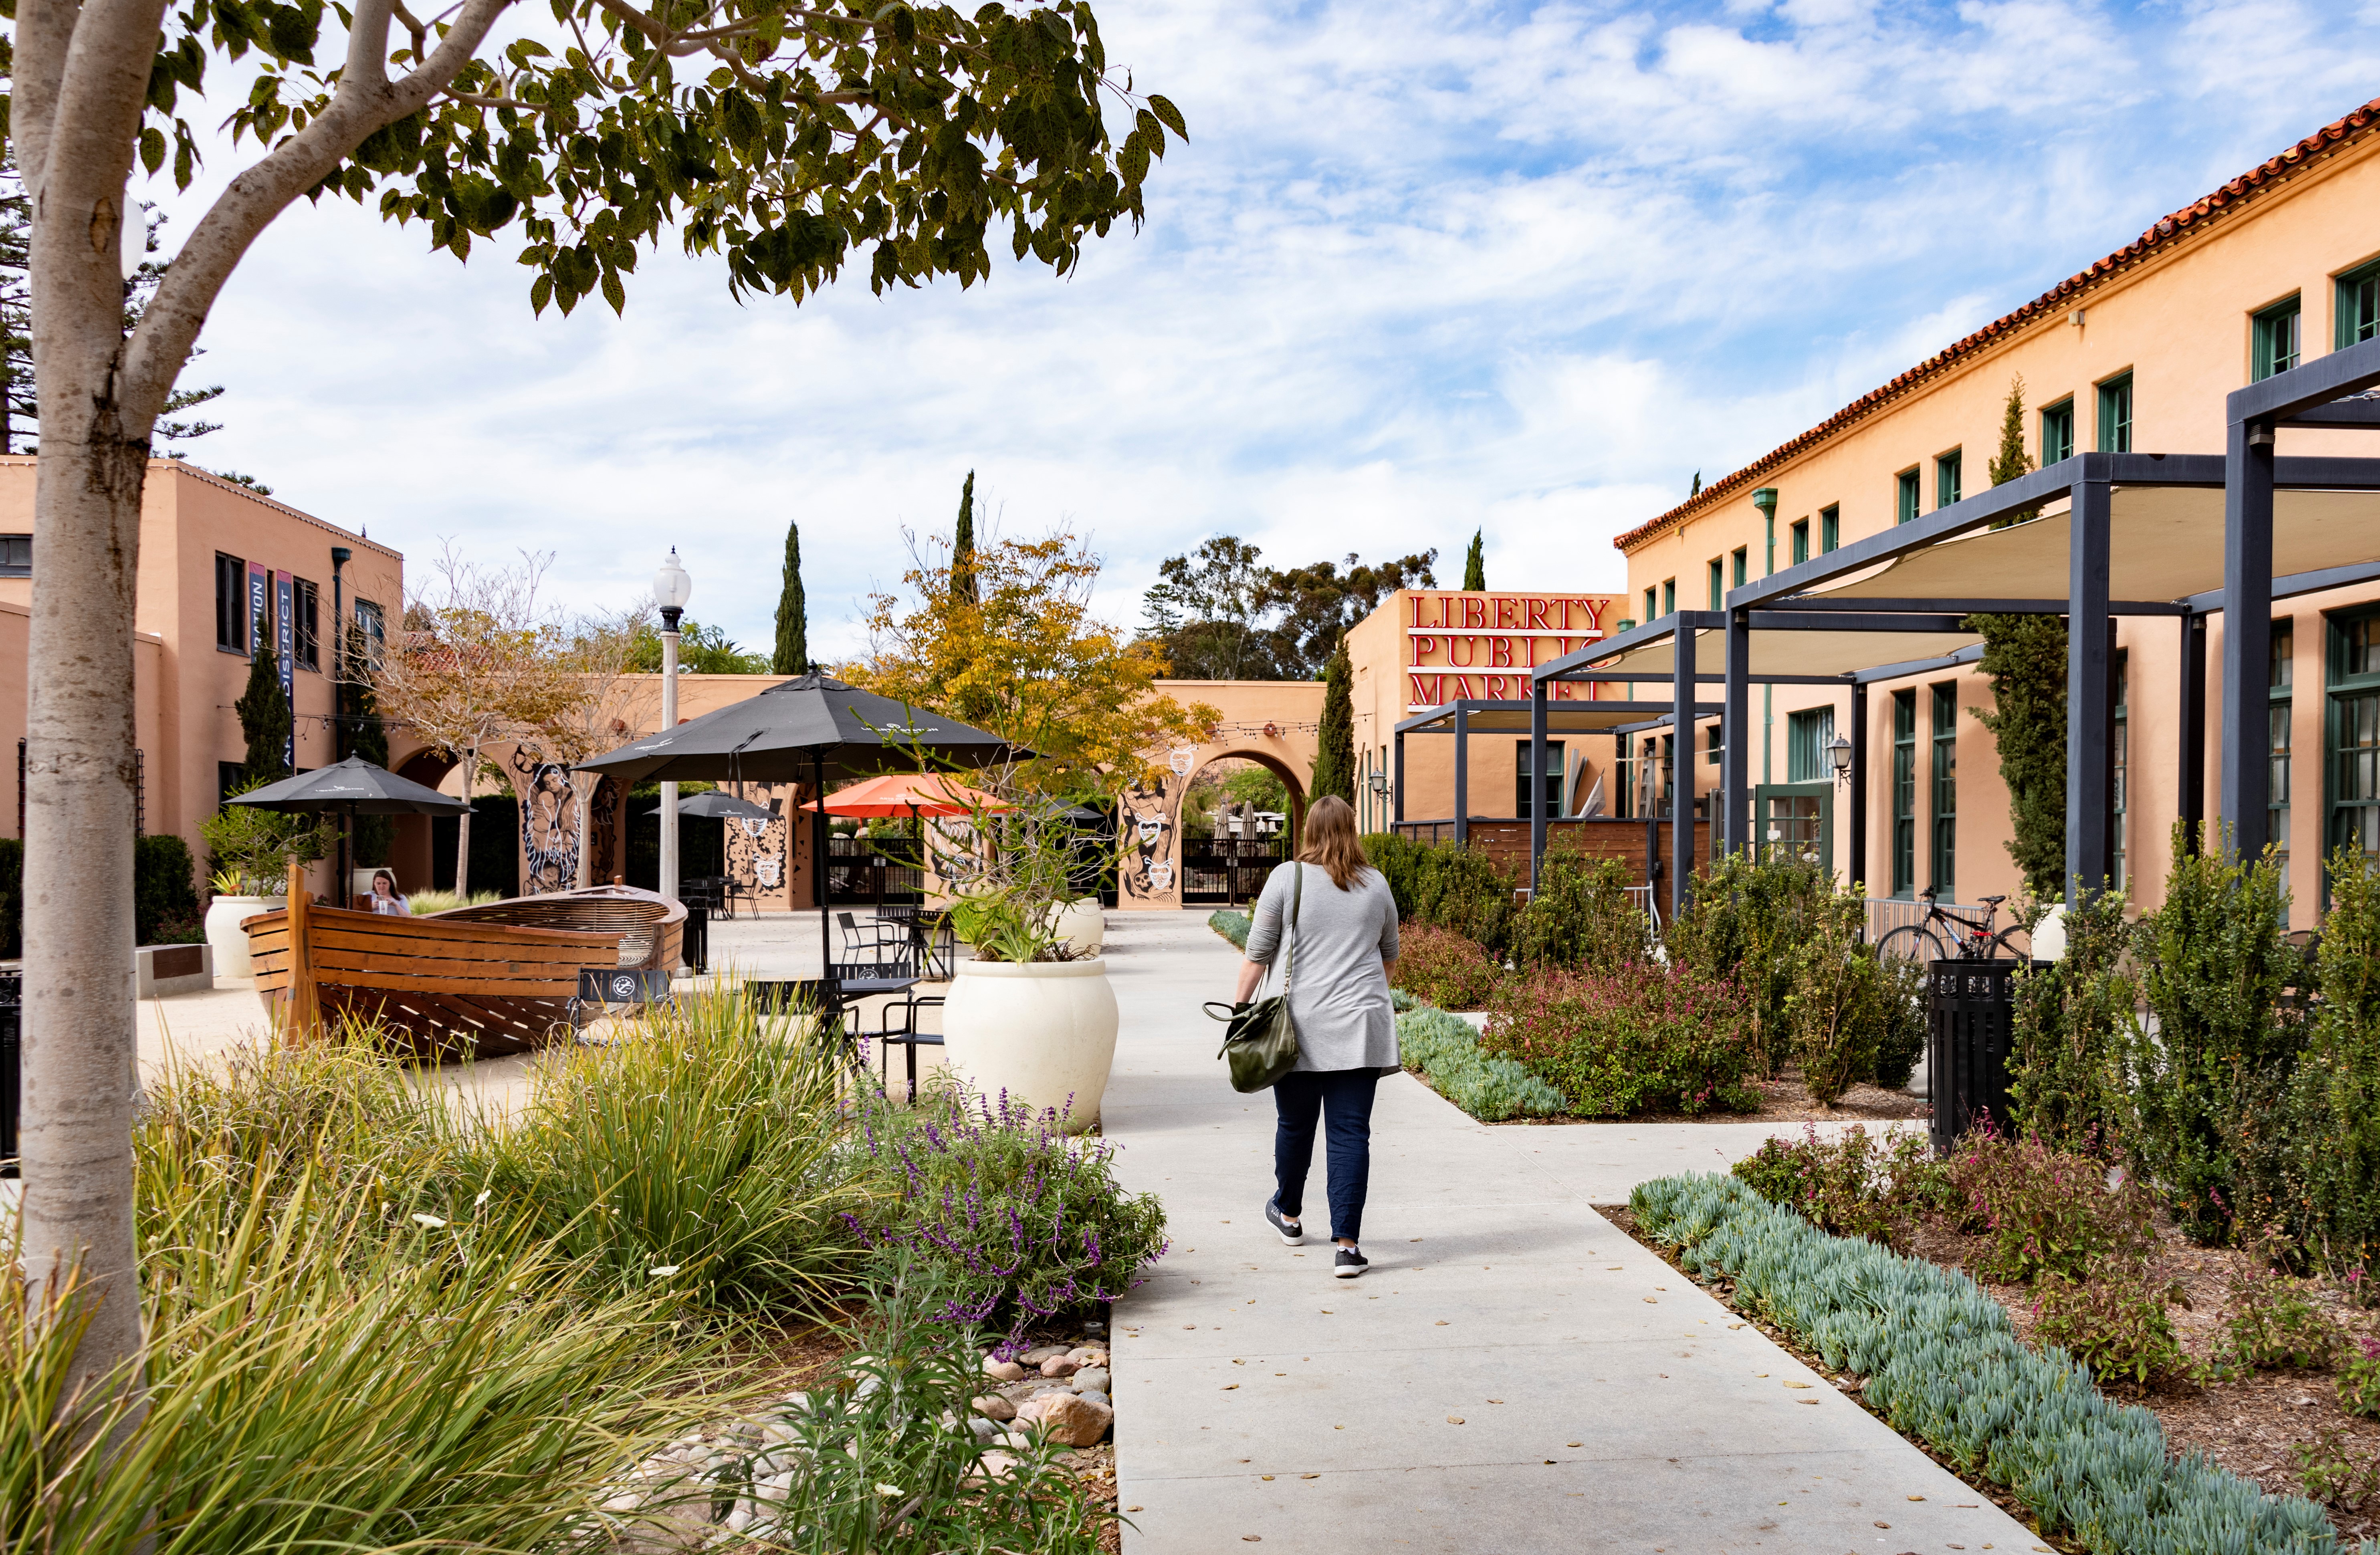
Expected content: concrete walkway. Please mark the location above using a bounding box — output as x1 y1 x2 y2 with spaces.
1104 910 2039 1555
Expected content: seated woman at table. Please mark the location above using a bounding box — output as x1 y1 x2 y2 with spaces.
367 869 409 916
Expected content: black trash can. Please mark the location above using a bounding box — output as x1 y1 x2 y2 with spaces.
1926 958 2021 1155
0 971 19 1178
682 906 709 976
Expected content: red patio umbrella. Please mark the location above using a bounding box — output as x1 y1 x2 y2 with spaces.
801 772 1010 817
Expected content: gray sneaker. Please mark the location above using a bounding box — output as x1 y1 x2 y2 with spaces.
1334 1246 1369 1279
1264 1198 1304 1245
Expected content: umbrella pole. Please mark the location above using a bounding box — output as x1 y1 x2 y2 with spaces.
814 751 831 979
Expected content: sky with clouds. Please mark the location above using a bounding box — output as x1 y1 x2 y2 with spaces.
138 0 2380 662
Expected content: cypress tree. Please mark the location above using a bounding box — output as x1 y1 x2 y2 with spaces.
772 518 809 675
234 643 292 784
1310 639 1355 804
1989 375 2037 528
1462 529 1485 591
951 470 979 605
1690 471 1702 497
340 629 394 864
1969 612 2068 900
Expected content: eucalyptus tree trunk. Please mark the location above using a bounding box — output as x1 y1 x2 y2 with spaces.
14 0 515 1397
455 745 476 896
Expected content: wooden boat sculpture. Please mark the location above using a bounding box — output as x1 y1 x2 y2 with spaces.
245 881 684 1055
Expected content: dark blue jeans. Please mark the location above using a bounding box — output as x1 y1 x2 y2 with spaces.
1272 1068 1379 1243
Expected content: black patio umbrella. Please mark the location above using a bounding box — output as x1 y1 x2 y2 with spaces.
230 756 468 906
574 672 1034 974
676 790 776 821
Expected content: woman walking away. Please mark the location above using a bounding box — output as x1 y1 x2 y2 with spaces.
1230 795 1399 1278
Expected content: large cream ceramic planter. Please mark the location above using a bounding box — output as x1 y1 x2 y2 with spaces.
942 956 1118 1133
204 895 285 979
1054 897 1105 955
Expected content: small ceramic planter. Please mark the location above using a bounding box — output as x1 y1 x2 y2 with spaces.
205 894 286 978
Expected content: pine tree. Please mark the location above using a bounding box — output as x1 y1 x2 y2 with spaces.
951 470 979 606
1310 638 1355 803
772 518 809 676
235 644 293 785
1462 529 1485 591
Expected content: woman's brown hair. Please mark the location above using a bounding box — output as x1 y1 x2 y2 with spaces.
1296 795 1373 889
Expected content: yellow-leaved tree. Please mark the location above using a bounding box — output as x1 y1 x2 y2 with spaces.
849 530 1215 792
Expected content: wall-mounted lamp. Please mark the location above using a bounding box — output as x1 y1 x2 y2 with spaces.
1829 732 1853 782
1367 772 1389 796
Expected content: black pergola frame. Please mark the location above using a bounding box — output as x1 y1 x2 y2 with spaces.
1528 332 2380 909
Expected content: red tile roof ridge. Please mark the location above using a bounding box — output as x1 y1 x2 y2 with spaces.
1613 95 2380 553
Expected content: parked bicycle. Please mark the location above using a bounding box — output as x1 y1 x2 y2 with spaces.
1873 887 2030 964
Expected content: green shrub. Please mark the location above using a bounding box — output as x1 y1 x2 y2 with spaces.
2008 887 2135 1155
134 833 202 945
1362 830 1429 917
2217 1267 2344 1373
846 1082 1167 1352
2290 846 2380 1282
1396 1005 1565 1121
1873 954 1927 1091
1945 1132 2154 1285
1512 851 1648 974
1389 922 1502 1010
2340 1337 2380 1419
466 988 871 1309
2130 827 2302 1244
1208 908 1250 950
1631 1172 2342 1555
2031 1267 2195 1390
1729 1124 1945 1252
1666 851 1830 1073
1482 964 1758 1117
1361 832 1518 956
1780 892 1890 1105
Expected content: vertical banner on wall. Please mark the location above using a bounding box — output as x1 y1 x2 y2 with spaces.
273 571 297 771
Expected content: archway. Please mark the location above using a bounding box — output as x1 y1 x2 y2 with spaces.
1176 750 1306 906
1119 739 1316 912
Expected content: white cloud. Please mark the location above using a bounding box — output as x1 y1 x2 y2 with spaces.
133 0 2380 663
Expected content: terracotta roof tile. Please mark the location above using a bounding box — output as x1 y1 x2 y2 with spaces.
1613 95 2380 553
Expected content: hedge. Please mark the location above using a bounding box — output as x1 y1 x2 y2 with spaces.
1208 910 1250 950
1630 1172 2364 1555
1397 1006 1564 1122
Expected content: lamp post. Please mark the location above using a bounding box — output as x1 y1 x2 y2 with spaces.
653 549 693 902
329 545 352 900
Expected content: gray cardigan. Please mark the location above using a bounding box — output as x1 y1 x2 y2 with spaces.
1242 861 1401 1073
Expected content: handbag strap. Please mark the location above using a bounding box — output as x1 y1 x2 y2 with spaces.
1281 863 1302 995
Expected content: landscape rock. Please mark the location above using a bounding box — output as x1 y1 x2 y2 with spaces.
964 1449 1022 1488
1071 1367 1111 1395
1039 1354 1081 1378
982 1355 1028 1382
968 1415 999 1443
1066 1346 1108 1368
1075 1388 1111 1410
1015 1390 1114 1446
1021 1344 1071 1365
972 1393 1017 1421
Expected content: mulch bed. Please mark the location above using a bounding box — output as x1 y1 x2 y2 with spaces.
1600 1201 2380 1546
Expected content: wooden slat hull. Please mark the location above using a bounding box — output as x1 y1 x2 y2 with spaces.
246 902 622 1055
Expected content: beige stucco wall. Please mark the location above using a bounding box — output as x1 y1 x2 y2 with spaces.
1117 680 1326 911
0 459 398 903
1617 118 2380 923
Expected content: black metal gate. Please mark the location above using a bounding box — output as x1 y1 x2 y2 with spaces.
826 836 926 906
1926 958 2020 1154
1181 836 1282 906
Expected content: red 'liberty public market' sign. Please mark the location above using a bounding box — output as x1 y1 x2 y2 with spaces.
1404 592 1621 708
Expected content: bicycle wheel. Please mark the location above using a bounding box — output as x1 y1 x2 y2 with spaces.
1990 922 2033 962
1875 924 1950 966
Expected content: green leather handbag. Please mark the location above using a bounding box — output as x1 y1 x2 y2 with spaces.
1205 863 1303 1093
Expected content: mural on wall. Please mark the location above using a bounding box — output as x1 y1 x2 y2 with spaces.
512 751 581 894
1118 774 1181 906
589 776 621 885
723 784 791 899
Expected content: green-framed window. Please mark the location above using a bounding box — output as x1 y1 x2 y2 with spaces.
1514 739 1564 819
1891 689 1917 896
1790 520 1809 565
2253 296 2302 381
2272 618 2294 873
2041 399 2075 465
1732 547 1748 588
1661 578 1675 617
2096 373 2134 454
2337 258 2380 350
1896 468 1921 525
1930 683 1957 898
1644 585 1656 623
2328 608 2380 866
1787 706 1836 784
1708 558 1724 612
1936 449 1962 511
1820 505 1839 553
